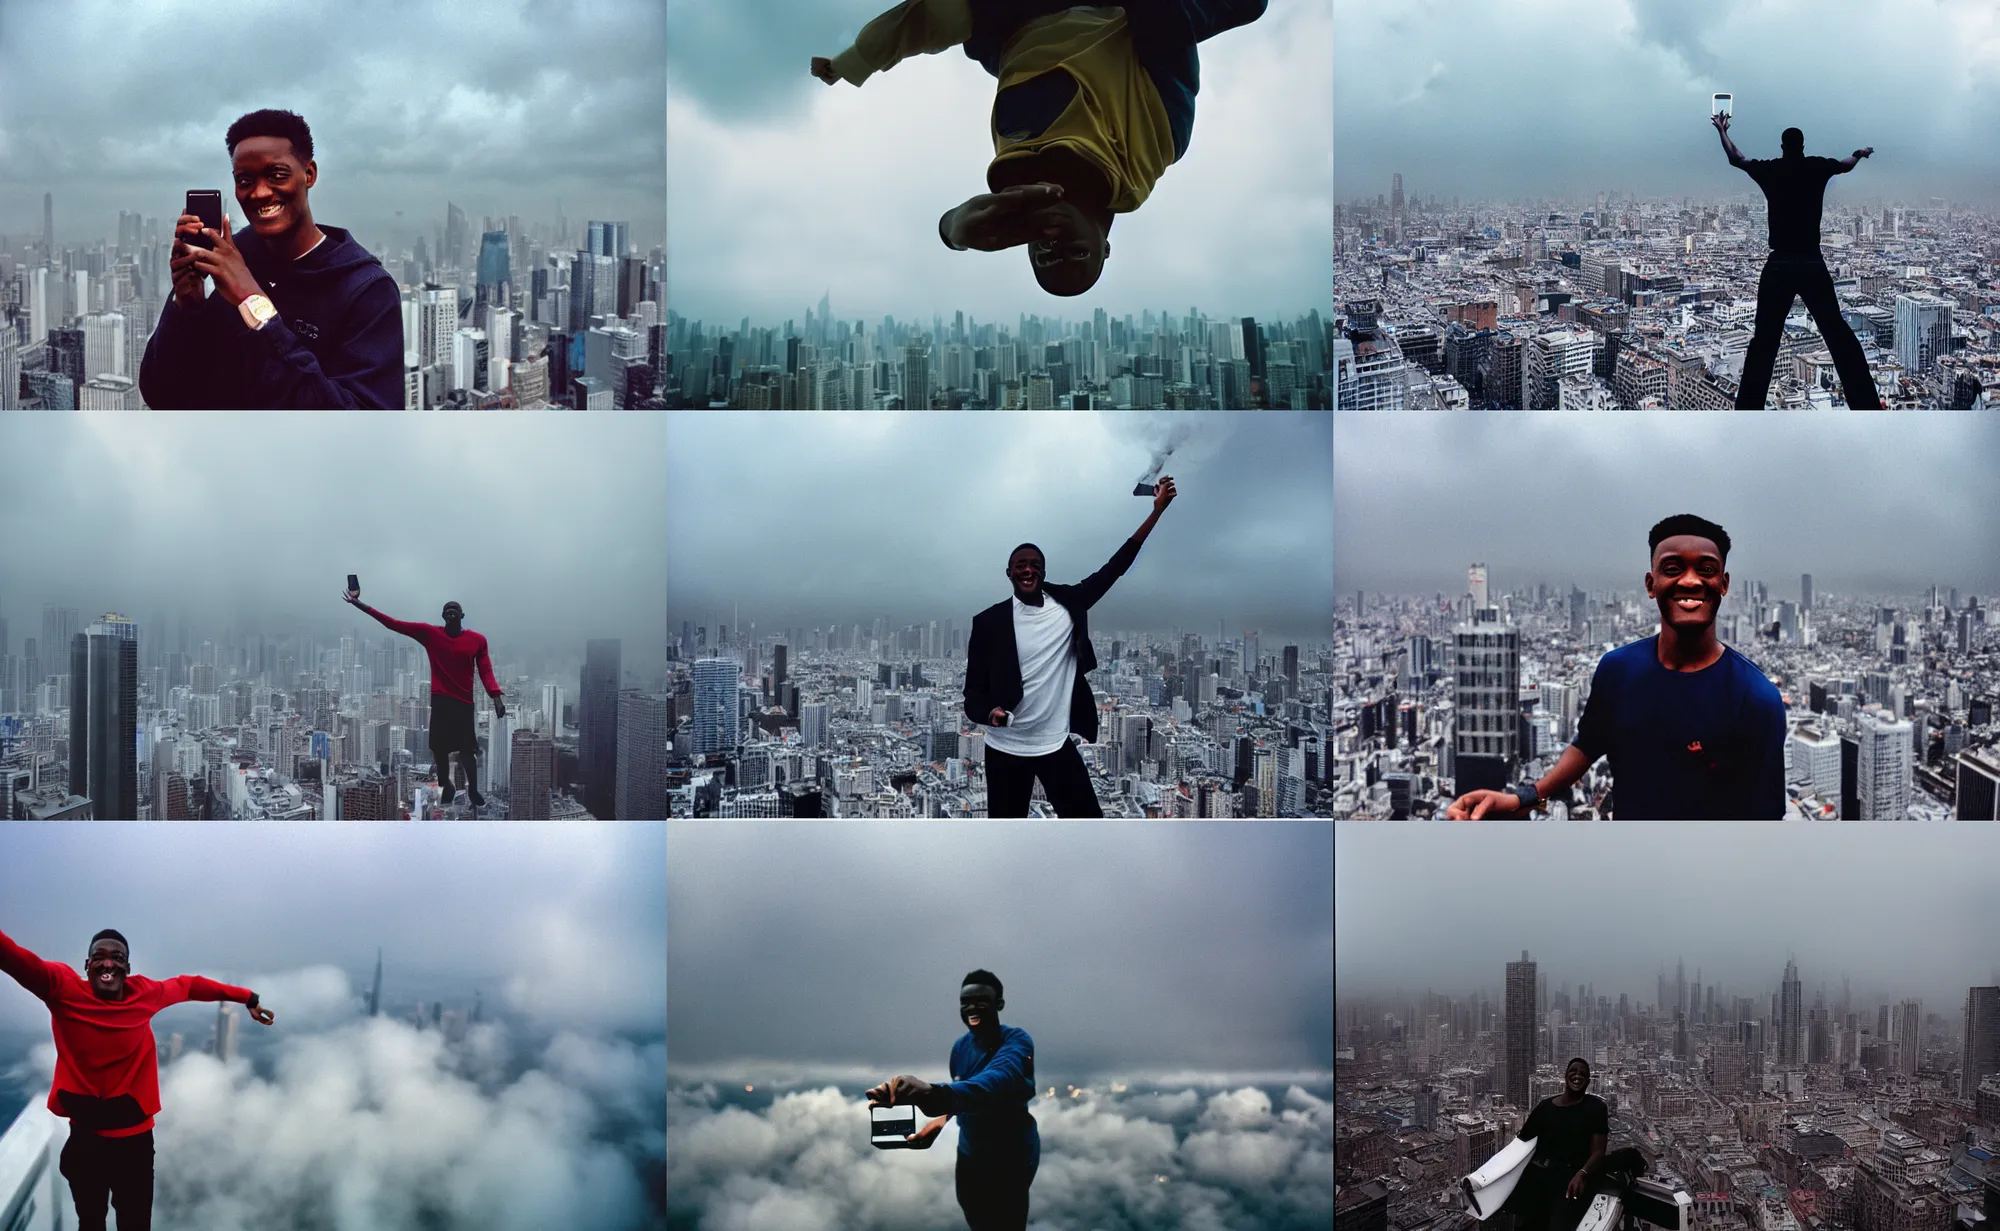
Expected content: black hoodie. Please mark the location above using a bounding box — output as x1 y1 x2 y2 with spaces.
140 223 404 409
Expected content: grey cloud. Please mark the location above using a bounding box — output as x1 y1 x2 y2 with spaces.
666 1079 1333 1230
665 411 1334 643
1333 413 2000 595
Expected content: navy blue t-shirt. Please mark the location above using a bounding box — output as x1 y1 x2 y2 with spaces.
945 1024 1039 1164
1573 636 1787 819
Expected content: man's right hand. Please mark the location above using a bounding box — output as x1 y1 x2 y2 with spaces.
169 213 208 309
988 708 1009 727
342 589 360 606
810 56 839 85
1711 112 1730 133
1444 789 1527 820
1854 147 1874 159
946 184 1068 252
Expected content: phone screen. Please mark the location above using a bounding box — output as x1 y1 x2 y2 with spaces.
186 190 223 250
347 574 360 593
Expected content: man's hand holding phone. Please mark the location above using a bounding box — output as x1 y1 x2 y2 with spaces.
988 708 1010 727
180 213 262 307
169 214 210 310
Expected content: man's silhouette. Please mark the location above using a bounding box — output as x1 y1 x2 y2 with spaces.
964 477 1176 816
344 589 505 812
868 970 1037 1231
813 0 1267 297
1713 114 1882 408
0 925 275 1231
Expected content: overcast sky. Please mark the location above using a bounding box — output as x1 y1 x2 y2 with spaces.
1336 824 2000 1014
0 0 666 255
666 410 1334 642
1333 413 2000 595
1335 0 2000 204
667 821 1334 1082
0 414 667 672
668 0 1332 321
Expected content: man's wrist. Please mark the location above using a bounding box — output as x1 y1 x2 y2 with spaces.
245 992 259 1010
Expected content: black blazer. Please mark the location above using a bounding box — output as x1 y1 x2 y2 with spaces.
963 536 1142 745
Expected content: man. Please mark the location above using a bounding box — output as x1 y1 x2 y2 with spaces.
0 925 275 1231
343 587 506 811
812 0 1267 297
1512 1058 1610 1231
1447 514 1786 820
868 970 1038 1231
140 108 403 409
965 476 1176 817
1713 113 1882 408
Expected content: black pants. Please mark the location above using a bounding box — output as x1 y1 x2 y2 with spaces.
429 692 478 795
985 741 1102 817
1735 251 1882 408
955 1152 1037 1231
60 1128 153 1231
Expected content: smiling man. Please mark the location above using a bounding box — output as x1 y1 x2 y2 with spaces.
867 970 1038 1231
811 0 1267 297
1513 1058 1610 1231
139 108 404 409
1446 514 1787 820
344 587 506 813
964 477 1176 817
0 925 275 1231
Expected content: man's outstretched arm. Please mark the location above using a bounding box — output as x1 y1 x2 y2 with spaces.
0 927 59 1002
814 0 972 87
162 974 275 1024
1068 477 1177 610
1835 147 1873 173
344 591 430 641
1712 113 1748 167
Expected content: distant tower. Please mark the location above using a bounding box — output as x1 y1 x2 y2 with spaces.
579 639 622 820
214 1001 239 1062
369 947 383 1017
1468 564 1489 611
471 990 483 1024
1801 573 1814 612
43 191 53 252
1504 951 1536 1112
1390 173 1405 219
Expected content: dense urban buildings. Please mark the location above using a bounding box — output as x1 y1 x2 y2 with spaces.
1334 569 1998 818
1335 183 2000 408
0 200 665 409
663 306 1335 410
661 617 1333 817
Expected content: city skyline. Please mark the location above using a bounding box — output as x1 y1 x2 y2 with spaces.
1334 414 2000 595
1334 0 2000 203
667 0 1332 320
0 0 667 252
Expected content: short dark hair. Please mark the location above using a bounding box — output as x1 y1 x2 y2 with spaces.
1007 544 1044 567
226 109 314 162
89 928 129 955
1566 1056 1590 1074
1781 127 1804 154
1648 514 1731 563
961 969 1003 999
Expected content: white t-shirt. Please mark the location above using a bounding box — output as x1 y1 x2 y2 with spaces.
984 595 1077 757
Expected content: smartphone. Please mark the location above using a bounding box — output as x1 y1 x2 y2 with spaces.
994 711 1010 727
870 1105 918 1150
347 573 360 595
185 190 224 250
1133 482 1157 497
1711 93 1732 118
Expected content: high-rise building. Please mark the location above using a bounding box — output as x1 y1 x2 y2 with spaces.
509 728 554 819
1801 573 1814 612
1893 293 1952 373
578 639 621 819
70 625 137 819
799 700 828 748
902 342 930 409
1504 951 1537 1112
368 948 383 1017
614 690 669 819
1452 618 1518 793
475 230 510 308
691 657 741 755
1468 563 1489 610
487 711 512 793
1955 747 2000 820
1965 987 2000 1098
1898 999 1921 1075
1780 959 1804 1066
1856 712 1912 820
214 1001 238 1062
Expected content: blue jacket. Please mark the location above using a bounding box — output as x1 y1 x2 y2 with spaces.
944 1024 1039 1163
140 224 404 409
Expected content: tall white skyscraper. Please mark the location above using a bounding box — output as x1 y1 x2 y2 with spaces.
1894 293 1952 374
1468 563 1489 611
799 700 828 748
1857 711 1912 820
83 311 128 380
487 711 512 792
541 683 565 735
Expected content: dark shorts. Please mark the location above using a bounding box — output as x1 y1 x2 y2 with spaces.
429 692 475 757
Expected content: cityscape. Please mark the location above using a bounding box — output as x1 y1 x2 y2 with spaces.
1334 190 2000 408
1335 826 2000 1231
0 199 668 409
662 305 1335 409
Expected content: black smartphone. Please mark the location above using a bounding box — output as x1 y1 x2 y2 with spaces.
185 190 224 250
347 574 360 594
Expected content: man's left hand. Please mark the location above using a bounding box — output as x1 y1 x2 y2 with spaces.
492 696 507 719
1152 475 1177 514
1854 147 1873 159
1567 1172 1587 1201
249 1002 276 1026
182 214 262 306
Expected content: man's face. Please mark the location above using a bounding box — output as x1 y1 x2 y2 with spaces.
1566 1062 1590 1095
87 939 129 999
1646 535 1728 633
1007 549 1045 598
232 136 315 241
442 602 463 624
1028 201 1107 297
960 983 1000 1030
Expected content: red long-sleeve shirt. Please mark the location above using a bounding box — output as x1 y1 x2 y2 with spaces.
0 927 254 1136
358 604 501 705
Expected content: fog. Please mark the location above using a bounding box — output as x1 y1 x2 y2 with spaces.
666 411 1334 642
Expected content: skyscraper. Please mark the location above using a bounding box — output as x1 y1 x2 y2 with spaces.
43 191 53 252
214 1001 238 1062
1898 999 1921 1075
1451 617 1518 793
1504 951 1536 1112
902 342 930 409
578 639 621 819
487 711 512 793
614 690 669 819
799 700 828 748
509 728 554 820
1801 573 1814 612
1780 959 1804 1066
70 624 137 818
368 948 383 1017
1856 712 1912 821
476 230 511 309
1468 563 1489 610
1965 987 2000 1098
691 658 741 755
1893 293 1953 373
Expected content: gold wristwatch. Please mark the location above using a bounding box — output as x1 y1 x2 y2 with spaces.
238 293 277 330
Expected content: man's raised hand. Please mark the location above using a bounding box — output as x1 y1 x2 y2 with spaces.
342 589 360 605
1710 112 1730 133
1152 476 1177 515
811 56 839 85
249 1002 276 1026
946 184 1067 251
1854 147 1873 159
